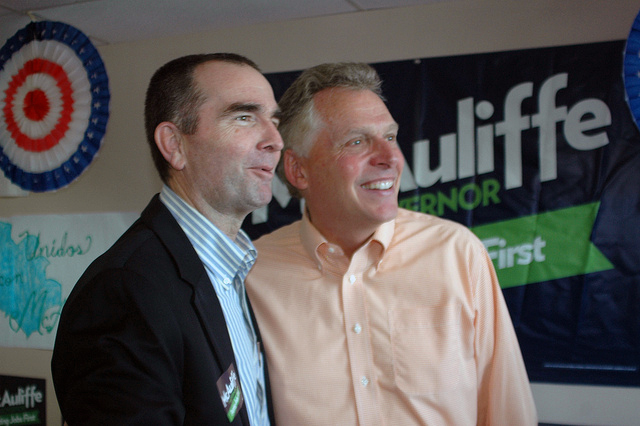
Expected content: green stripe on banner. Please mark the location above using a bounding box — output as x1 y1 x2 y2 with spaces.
471 202 614 288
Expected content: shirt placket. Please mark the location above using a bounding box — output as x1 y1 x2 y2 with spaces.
341 250 383 426
234 266 267 424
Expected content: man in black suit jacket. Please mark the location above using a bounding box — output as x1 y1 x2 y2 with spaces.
51 53 283 425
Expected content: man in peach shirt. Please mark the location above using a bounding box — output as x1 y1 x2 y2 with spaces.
246 62 537 425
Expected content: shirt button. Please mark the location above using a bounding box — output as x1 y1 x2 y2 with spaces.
361 376 369 387
353 323 362 334
349 275 356 284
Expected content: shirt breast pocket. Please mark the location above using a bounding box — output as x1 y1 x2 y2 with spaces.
389 303 463 395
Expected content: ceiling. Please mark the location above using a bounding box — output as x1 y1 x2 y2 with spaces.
0 0 447 47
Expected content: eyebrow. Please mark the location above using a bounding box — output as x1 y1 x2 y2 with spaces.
223 102 260 115
222 102 281 120
348 122 400 136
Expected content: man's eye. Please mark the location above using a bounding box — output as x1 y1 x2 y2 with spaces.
387 134 397 142
236 115 252 122
351 139 362 146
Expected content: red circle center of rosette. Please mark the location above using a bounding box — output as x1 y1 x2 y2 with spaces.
23 89 50 121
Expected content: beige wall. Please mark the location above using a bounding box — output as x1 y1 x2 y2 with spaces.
2 0 639 424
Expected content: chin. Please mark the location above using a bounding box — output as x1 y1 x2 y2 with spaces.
368 208 398 225
252 195 273 209
380 206 399 222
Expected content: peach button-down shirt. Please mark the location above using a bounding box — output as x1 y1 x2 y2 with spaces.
246 208 537 425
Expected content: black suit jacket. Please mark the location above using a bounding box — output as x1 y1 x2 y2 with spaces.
51 195 274 425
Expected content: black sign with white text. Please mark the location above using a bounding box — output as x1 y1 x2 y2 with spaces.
0 375 46 425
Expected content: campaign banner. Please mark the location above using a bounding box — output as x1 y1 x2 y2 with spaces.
0 375 46 425
244 40 640 387
0 212 137 349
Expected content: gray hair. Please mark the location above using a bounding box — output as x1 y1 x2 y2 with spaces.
277 62 384 198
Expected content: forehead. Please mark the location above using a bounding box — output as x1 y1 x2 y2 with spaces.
313 88 395 130
193 61 276 109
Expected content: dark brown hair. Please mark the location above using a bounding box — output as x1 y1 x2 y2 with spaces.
144 53 260 183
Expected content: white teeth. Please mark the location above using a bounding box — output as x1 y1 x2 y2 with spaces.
362 181 393 190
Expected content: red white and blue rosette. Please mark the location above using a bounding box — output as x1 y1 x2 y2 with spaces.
624 9 640 133
0 21 109 192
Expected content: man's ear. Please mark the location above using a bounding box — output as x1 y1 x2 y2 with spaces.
155 122 186 171
283 149 309 191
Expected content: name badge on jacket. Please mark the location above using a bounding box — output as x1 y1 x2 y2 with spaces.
217 363 244 422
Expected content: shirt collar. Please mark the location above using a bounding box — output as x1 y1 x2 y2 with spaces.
159 185 256 288
300 208 395 269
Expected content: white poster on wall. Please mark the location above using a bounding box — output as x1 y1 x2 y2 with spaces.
0 212 137 349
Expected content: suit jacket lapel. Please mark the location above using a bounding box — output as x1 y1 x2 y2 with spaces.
141 195 251 425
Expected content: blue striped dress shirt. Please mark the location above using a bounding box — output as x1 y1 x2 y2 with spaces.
160 186 268 425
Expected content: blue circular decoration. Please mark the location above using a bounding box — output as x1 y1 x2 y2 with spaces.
624 9 640 133
0 21 110 192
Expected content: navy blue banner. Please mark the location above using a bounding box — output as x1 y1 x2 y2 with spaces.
243 41 640 387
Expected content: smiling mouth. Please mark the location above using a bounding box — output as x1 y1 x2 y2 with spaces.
361 180 394 190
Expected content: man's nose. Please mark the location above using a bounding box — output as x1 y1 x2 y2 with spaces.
370 138 401 167
258 120 284 152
